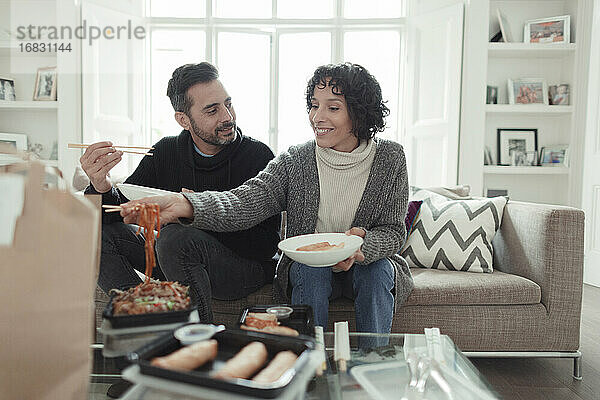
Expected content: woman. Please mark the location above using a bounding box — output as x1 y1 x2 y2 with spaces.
122 62 413 336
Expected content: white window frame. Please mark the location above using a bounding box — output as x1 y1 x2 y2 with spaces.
147 0 408 152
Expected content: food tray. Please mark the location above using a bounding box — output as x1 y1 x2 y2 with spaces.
350 361 499 400
238 305 314 337
102 290 197 329
126 328 317 398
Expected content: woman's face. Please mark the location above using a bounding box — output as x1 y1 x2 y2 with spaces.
309 82 358 153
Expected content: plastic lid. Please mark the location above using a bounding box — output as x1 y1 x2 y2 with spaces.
266 306 294 319
174 324 223 345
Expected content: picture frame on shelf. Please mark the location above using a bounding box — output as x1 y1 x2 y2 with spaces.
497 128 538 166
486 86 498 104
484 146 494 165
0 77 16 101
507 78 548 105
496 9 513 42
540 145 569 167
490 30 503 42
33 67 57 101
549 84 570 105
0 132 28 165
524 15 570 44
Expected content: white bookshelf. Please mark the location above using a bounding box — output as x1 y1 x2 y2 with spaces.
0 2 82 181
481 0 585 205
483 166 569 175
0 100 58 110
485 104 573 114
487 42 576 58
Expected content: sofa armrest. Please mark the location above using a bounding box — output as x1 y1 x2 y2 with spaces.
492 201 584 319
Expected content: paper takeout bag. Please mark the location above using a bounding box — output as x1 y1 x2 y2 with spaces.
0 162 100 400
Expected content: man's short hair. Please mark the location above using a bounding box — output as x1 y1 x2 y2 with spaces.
167 62 219 115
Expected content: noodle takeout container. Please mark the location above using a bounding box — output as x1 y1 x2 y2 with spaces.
103 290 198 329
123 328 320 398
238 304 315 337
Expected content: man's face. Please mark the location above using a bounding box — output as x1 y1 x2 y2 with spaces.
183 80 237 147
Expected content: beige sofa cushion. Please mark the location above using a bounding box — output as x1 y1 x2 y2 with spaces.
405 268 541 306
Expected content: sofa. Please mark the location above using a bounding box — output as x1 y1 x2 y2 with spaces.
94 199 584 375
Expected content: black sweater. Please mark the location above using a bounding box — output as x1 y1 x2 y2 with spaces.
85 129 280 261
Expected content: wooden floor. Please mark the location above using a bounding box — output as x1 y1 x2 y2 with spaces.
89 284 600 399
471 284 600 400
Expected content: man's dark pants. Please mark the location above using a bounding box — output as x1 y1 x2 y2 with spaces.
99 222 268 322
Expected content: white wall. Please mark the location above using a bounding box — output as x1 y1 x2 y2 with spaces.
458 0 488 196
581 0 600 287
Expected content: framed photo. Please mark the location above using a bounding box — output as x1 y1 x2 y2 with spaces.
0 132 28 165
0 77 16 101
486 85 498 104
524 15 570 44
549 84 569 105
507 78 548 105
540 145 569 167
497 128 538 166
33 67 57 101
496 9 513 42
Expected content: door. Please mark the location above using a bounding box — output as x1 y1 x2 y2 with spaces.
81 0 146 179
404 1 464 188
581 3 600 287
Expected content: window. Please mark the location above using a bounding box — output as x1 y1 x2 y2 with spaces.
150 29 205 143
148 0 406 153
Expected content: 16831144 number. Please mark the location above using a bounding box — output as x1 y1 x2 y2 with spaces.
19 42 72 53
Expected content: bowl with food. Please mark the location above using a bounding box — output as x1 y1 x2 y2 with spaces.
116 183 176 201
277 233 363 267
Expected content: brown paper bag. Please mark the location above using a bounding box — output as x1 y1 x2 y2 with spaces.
0 162 100 400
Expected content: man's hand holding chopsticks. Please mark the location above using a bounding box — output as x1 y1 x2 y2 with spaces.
120 193 194 225
79 141 123 193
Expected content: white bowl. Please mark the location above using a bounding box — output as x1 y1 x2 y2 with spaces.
278 233 364 267
116 183 176 201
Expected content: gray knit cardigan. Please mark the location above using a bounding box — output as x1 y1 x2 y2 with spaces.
183 139 414 310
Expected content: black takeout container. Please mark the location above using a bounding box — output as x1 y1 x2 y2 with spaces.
127 328 316 398
238 304 315 337
103 290 196 329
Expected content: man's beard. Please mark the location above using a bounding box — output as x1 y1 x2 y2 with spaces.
189 118 237 146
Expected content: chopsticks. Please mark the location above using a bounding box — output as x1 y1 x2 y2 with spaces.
102 204 145 213
315 326 326 376
101 204 124 213
334 321 350 373
68 143 154 156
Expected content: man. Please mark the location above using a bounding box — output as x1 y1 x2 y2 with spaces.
82 62 280 322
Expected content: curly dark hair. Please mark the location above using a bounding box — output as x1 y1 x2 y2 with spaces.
305 63 390 141
166 62 219 115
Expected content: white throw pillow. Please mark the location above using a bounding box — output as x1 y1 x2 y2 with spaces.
401 188 507 273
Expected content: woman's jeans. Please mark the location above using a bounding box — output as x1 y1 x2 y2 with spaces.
290 258 395 348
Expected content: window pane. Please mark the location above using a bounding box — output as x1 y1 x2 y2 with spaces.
344 31 400 141
151 29 205 143
213 0 272 18
150 0 205 18
278 32 331 152
344 0 404 18
217 32 271 146
277 0 334 19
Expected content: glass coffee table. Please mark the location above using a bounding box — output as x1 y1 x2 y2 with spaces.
91 332 499 399
307 332 499 400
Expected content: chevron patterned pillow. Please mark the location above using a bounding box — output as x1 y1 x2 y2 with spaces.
400 189 507 273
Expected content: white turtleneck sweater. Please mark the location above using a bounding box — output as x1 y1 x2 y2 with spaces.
315 139 376 234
